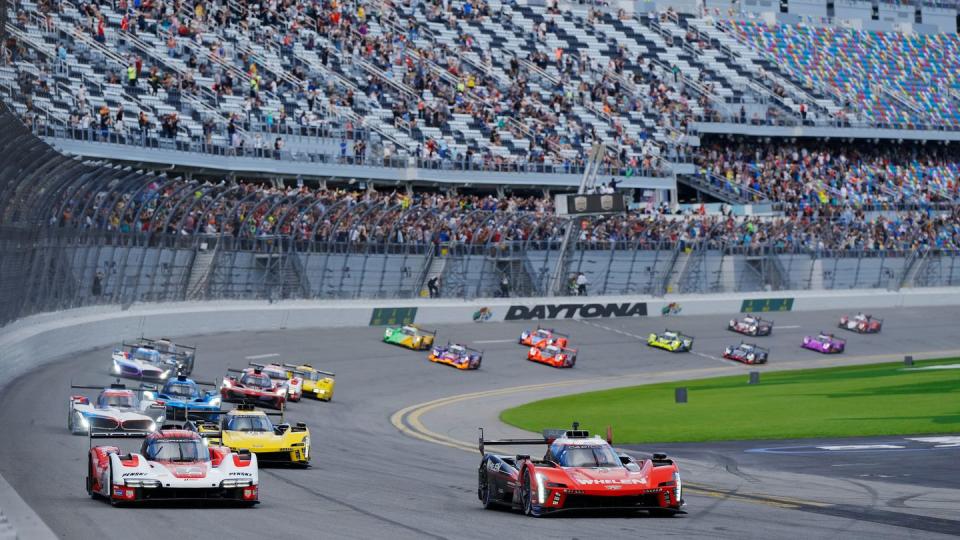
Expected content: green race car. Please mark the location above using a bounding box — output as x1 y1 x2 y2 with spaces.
383 325 437 350
647 329 694 352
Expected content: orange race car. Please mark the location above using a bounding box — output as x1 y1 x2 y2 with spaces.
527 344 577 368
519 326 569 349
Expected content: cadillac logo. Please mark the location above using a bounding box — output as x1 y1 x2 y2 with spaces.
574 196 587 212
600 195 613 210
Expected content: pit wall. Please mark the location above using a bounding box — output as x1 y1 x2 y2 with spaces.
3 287 959 388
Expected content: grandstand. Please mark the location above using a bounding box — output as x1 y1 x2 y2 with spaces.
2 0 960 325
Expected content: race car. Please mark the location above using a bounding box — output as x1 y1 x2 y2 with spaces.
68 383 165 435
383 325 437 350
838 313 883 334
143 375 222 422
519 326 569 349
134 337 197 375
110 343 175 381
802 332 846 354
220 368 286 409
86 429 258 505
477 424 684 516
722 342 769 364
647 330 694 352
526 344 577 368
727 315 773 336
247 362 302 401
428 342 483 370
282 363 336 401
190 405 310 466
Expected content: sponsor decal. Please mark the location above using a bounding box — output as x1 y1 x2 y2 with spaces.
600 195 613 211
575 478 646 485
473 307 493 322
661 302 682 316
230 472 253 476
740 298 794 313
369 307 418 326
505 303 648 321
122 472 147 477
574 196 588 212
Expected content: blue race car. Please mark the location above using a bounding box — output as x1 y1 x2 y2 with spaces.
110 343 175 381
144 375 221 421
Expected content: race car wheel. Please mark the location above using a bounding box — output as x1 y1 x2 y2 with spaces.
478 469 495 509
86 456 97 498
108 461 121 507
649 508 677 518
567 356 576 368
521 469 533 515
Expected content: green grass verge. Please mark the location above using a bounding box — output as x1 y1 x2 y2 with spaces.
500 359 960 443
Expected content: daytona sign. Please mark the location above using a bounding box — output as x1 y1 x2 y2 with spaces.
505 303 648 321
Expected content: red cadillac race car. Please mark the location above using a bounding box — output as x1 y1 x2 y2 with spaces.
838 313 883 334
519 326 569 349
220 368 286 409
478 424 683 516
526 344 577 368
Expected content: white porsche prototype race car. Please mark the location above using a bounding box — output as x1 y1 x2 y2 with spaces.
87 429 259 506
68 383 166 435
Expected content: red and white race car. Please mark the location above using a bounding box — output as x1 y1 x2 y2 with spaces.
246 362 302 401
526 344 577 368
87 429 258 506
519 326 569 349
838 313 883 334
220 368 286 409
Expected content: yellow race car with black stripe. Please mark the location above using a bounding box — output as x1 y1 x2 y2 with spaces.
647 329 695 352
383 325 437 350
283 363 335 401
192 405 310 466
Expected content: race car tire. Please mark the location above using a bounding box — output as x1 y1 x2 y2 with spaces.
108 461 122 507
521 469 534 516
567 356 576 368
649 508 678 518
478 468 496 509
86 456 97 498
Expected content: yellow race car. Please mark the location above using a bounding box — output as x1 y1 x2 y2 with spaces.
647 329 695 352
193 405 310 466
383 325 437 350
283 363 336 401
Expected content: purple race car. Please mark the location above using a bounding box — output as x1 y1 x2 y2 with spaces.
801 332 846 354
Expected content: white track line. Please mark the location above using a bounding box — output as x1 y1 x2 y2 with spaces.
473 339 516 344
577 320 648 341
777 325 802 329
245 353 279 360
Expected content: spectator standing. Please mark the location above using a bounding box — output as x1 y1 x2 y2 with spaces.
576 272 588 296
428 276 440 298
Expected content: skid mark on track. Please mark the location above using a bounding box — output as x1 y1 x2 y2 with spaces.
263 471 448 540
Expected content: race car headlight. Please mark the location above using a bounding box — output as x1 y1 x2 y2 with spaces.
142 391 155 400
111 362 120 374
148 421 157 432
160 370 170 380
220 479 253 488
80 416 89 428
674 471 682 503
303 436 310 447
125 479 160 488
535 472 546 505
209 397 221 407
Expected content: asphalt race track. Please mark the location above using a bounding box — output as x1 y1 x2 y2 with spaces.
1 306 959 539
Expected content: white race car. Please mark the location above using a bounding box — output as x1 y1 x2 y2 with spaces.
87 429 259 506
110 344 175 381
68 383 165 435
728 315 773 336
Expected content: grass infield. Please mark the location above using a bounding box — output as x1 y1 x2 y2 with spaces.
500 359 960 443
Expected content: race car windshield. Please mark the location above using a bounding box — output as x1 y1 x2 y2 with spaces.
98 393 135 408
450 346 464 354
544 346 560 355
226 415 273 432
134 349 160 362
263 368 286 379
163 382 198 399
402 327 417 335
535 330 551 338
242 374 273 389
554 444 621 468
145 439 208 462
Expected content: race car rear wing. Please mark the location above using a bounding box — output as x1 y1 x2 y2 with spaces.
739 342 770 354
282 365 337 378
535 325 569 338
71 380 158 393
137 337 197 356
664 329 695 343
817 332 846 344
478 427 546 455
